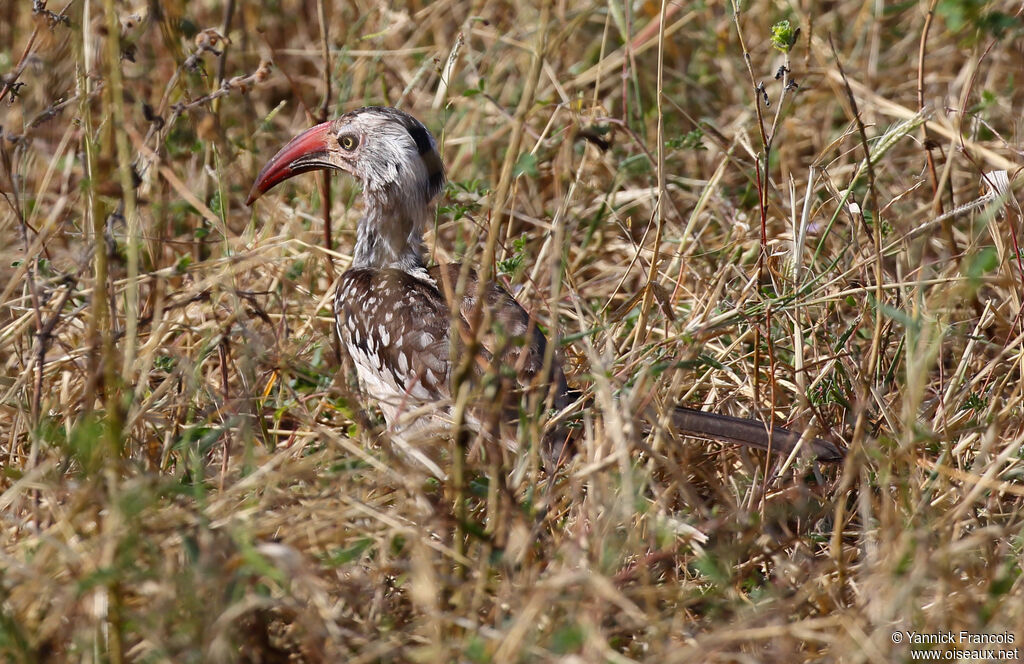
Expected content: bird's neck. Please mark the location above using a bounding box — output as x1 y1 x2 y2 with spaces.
351 191 429 273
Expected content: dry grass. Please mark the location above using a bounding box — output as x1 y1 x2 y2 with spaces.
2 0 1023 661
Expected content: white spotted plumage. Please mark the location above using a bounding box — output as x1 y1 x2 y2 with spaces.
253 106 573 474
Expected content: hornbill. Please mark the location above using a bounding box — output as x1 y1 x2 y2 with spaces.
246 106 843 474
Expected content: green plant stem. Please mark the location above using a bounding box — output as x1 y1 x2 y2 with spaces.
103 0 141 390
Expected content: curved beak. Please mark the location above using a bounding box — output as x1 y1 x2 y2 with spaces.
246 121 335 205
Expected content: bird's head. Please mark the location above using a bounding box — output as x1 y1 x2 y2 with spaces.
246 106 446 208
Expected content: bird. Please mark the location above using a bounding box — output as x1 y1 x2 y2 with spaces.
246 106 843 474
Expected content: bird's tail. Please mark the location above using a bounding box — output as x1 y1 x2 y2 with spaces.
668 406 845 463
542 390 845 467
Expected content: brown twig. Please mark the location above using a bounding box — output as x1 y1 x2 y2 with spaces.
830 35 884 449
630 0 669 355
215 0 237 85
32 281 76 426
0 1 74 104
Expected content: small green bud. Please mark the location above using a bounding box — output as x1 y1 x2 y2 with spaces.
770 20 799 53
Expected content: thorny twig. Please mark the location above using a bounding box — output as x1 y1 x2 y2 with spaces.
0 1 73 104
33 280 78 425
135 43 271 181
33 0 71 28
183 28 229 71
145 28 269 143
169 61 272 116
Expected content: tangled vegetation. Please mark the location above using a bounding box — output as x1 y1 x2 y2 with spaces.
1 0 1022 661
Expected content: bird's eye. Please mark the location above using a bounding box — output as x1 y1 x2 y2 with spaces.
339 134 359 151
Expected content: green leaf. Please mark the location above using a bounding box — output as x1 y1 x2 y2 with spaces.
286 259 305 281
154 354 176 372
208 190 224 219
550 623 585 654
666 127 706 151
323 538 374 567
967 246 1000 283
497 235 527 277
513 152 538 178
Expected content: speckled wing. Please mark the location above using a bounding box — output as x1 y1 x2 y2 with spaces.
427 264 569 406
335 264 572 459
335 268 452 422
428 264 573 462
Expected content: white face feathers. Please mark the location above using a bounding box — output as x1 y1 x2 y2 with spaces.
248 106 447 273
330 108 446 272
330 107 446 205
